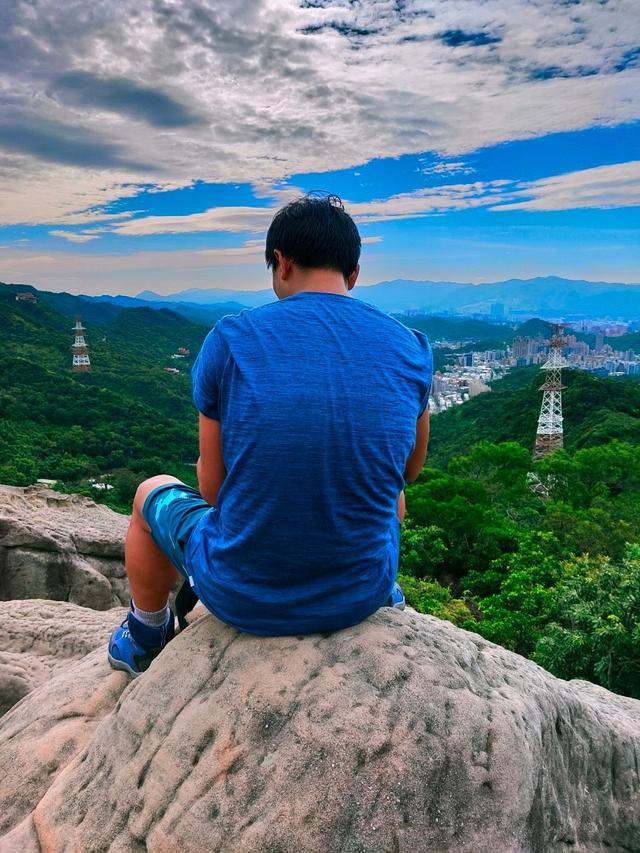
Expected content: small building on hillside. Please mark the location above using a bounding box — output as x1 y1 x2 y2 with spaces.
16 292 38 303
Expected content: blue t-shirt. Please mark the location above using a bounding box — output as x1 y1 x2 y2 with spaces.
187 291 432 636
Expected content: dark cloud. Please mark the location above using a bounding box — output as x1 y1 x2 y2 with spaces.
437 29 502 48
400 34 430 44
300 22 379 38
0 116 154 171
52 71 204 128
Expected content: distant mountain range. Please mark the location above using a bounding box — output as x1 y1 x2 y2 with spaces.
137 276 640 320
3 276 640 324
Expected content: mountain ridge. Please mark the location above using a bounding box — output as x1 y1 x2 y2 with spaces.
4 276 640 320
135 276 640 319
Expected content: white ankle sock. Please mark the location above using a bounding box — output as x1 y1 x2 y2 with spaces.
132 601 170 628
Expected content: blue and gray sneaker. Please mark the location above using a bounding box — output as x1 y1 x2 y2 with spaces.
108 610 175 678
386 581 406 610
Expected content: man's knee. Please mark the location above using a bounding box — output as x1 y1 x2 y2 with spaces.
132 475 183 519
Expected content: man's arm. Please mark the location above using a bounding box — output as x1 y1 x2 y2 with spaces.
197 413 226 506
404 409 430 483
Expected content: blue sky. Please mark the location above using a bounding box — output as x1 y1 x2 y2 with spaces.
0 0 638 294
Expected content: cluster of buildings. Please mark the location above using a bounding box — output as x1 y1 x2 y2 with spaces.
511 332 640 376
429 346 509 412
429 326 640 414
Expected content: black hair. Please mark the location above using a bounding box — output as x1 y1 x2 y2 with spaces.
265 193 361 279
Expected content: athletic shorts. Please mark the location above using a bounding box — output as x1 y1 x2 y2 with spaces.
142 482 210 581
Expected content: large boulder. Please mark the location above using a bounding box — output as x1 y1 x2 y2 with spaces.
0 599 126 715
0 603 638 852
0 485 129 608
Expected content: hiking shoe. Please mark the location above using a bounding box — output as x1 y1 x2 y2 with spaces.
108 610 175 678
386 581 406 610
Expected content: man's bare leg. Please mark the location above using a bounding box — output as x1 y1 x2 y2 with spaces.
125 475 182 610
108 475 185 676
397 489 406 524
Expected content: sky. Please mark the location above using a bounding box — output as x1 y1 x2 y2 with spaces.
0 0 638 295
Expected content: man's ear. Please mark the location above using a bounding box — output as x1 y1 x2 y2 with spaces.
346 264 360 290
274 249 293 280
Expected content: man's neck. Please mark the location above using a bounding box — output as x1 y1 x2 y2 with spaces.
285 269 351 297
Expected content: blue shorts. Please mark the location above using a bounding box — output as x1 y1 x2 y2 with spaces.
142 483 211 582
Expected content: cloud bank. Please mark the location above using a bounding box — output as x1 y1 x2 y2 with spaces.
0 0 638 225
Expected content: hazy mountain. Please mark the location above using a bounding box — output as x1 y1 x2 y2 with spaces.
359 277 640 318
136 277 640 320
137 287 274 308
90 294 247 327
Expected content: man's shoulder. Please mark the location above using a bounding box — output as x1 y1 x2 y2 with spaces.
355 299 431 351
213 301 281 334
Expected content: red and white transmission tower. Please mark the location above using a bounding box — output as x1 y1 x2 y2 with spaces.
533 325 566 460
71 317 91 372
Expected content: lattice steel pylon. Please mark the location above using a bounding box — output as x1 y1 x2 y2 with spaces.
71 317 91 372
533 325 566 460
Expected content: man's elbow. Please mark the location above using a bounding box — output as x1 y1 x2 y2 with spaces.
403 462 424 484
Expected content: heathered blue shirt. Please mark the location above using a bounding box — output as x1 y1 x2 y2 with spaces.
187 291 432 636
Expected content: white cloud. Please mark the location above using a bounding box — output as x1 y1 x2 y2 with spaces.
0 159 146 226
420 160 474 177
492 160 640 211
0 0 638 225
361 236 383 245
49 230 99 243
348 181 513 223
114 206 275 236
197 242 265 258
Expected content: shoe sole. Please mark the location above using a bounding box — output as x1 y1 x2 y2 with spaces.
107 651 141 679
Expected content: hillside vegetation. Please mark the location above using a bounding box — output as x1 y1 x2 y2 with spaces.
0 287 209 508
429 367 640 468
2 283 639 698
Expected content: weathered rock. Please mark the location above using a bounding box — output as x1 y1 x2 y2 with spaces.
0 604 638 852
0 485 129 608
0 599 126 716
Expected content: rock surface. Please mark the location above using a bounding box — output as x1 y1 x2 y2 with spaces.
0 485 129 608
0 602 638 852
0 599 126 715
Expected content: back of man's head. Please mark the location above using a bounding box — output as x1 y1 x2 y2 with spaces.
265 194 361 279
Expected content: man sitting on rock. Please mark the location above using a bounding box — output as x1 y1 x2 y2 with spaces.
108 194 432 677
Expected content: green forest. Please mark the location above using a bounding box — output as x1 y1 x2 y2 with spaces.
0 285 207 506
2 282 639 699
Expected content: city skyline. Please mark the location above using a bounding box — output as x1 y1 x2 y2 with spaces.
0 0 638 294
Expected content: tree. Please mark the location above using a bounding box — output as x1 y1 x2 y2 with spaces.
398 522 448 578
396 573 473 627
534 545 640 699
405 469 519 585
465 531 563 657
